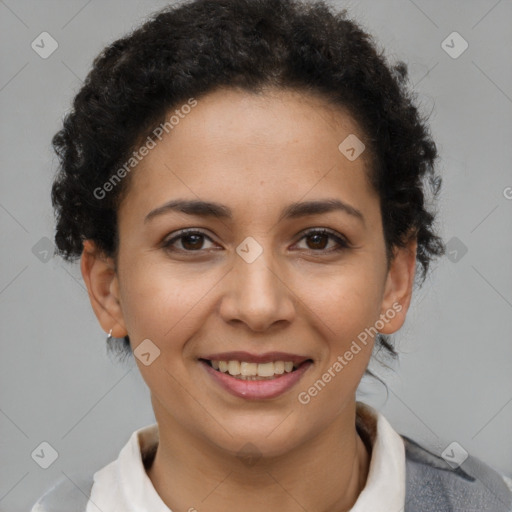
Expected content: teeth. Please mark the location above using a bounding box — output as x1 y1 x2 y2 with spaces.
257 362 275 377
210 360 300 378
240 362 258 376
228 360 241 375
274 361 285 374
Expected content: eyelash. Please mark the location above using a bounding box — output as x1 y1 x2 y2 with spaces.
162 228 350 254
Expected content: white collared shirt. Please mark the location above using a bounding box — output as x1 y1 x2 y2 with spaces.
83 402 406 512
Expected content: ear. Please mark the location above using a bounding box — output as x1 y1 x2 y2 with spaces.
378 237 417 335
80 240 127 338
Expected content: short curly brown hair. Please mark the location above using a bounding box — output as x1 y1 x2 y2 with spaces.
51 0 445 365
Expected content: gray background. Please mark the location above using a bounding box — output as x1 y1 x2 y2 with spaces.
1 0 511 510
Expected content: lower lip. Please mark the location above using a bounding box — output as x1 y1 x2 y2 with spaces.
200 360 312 400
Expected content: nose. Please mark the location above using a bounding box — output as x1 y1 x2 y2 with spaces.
219 244 296 332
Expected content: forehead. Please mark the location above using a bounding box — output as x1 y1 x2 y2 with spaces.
121 87 378 220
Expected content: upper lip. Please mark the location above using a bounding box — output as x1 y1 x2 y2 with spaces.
200 351 312 364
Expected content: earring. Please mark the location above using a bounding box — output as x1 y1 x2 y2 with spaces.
106 328 113 342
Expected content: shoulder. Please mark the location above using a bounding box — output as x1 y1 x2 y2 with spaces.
30 424 155 512
402 434 512 512
30 471 95 512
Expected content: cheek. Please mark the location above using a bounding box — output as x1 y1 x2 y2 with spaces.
294 271 383 416
116 260 205 395
299 262 385 346
117 256 220 346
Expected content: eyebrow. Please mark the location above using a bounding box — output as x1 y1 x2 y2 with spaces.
144 198 365 225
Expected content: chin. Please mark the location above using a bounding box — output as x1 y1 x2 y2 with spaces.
207 419 307 460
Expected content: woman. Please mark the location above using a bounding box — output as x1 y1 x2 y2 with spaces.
32 0 512 510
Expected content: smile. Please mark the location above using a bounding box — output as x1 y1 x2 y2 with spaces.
204 359 307 379
199 353 313 399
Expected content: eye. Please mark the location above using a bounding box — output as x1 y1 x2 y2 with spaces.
294 228 349 253
162 229 217 252
162 227 350 254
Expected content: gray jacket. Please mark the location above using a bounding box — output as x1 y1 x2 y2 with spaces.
32 435 512 512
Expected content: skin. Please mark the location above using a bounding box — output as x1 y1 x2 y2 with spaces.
81 87 417 512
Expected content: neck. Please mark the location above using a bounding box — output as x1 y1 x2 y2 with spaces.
146 400 371 512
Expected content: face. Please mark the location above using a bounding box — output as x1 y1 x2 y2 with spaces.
82 87 416 457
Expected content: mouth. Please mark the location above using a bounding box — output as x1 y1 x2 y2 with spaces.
199 358 312 380
198 352 313 399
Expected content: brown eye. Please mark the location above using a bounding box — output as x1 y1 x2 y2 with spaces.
295 228 349 253
180 233 205 250
163 230 216 252
305 232 330 250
